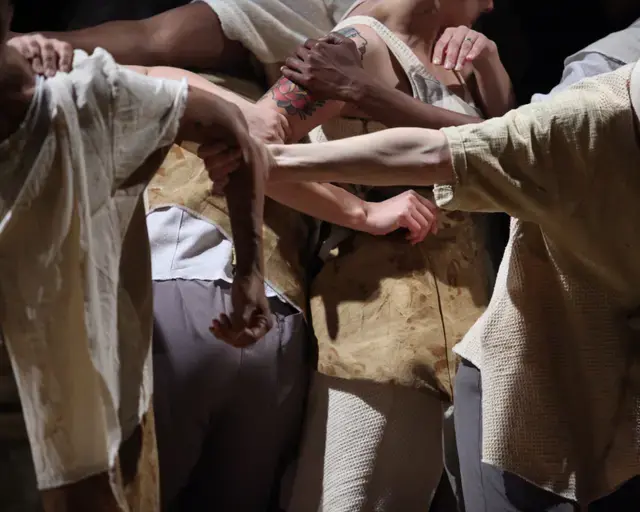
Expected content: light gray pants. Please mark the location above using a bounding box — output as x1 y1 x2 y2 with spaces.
152 279 309 511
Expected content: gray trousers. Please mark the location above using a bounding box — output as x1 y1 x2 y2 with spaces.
152 279 309 511
454 359 640 511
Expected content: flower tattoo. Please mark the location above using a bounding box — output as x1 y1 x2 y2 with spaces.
270 77 326 120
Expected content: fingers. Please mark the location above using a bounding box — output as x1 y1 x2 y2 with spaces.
320 32 350 45
466 37 490 61
199 143 242 182
210 312 272 348
57 41 74 73
442 26 470 70
433 27 483 70
413 194 439 234
432 27 454 66
10 35 73 77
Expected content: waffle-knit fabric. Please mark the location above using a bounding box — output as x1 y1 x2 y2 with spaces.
435 63 640 503
287 374 443 511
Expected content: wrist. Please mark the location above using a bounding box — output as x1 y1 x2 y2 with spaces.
343 71 375 104
352 200 373 233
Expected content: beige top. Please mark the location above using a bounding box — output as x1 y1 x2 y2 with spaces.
436 63 640 502
307 16 492 398
0 49 186 491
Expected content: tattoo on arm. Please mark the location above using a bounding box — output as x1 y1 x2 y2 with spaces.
266 27 369 120
270 77 327 120
335 27 368 60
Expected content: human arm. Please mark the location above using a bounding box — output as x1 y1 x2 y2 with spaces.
93 53 272 346
280 32 483 129
268 82 603 222
29 3 248 69
137 65 438 241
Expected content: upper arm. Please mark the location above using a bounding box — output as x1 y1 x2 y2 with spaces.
434 87 601 221
257 24 392 142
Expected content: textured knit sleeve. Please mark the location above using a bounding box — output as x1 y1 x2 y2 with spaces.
433 75 621 222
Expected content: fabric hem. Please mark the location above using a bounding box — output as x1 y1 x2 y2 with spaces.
433 126 468 211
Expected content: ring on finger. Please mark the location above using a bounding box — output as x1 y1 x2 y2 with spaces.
464 37 474 43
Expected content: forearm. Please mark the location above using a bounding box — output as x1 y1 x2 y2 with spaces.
179 87 265 279
472 54 516 118
352 81 482 129
269 127 453 187
39 20 152 64
266 182 369 230
38 3 228 68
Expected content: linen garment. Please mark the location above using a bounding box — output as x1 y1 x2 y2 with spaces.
436 63 640 503
0 48 186 499
196 0 356 64
288 16 492 512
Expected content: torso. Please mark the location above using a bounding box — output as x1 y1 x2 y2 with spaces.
308 16 491 398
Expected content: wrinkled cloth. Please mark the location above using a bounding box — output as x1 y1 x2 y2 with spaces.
308 16 492 398
0 48 186 497
436 63 640 502
196 0 355 65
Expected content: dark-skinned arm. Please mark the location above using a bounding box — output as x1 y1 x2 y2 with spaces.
281 33 483 129
126 66 271 347
36 3 248 69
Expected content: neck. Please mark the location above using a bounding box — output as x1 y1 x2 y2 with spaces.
352 0 444 54
0 46 36 141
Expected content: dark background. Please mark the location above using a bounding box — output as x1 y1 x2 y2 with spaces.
11 0 640 103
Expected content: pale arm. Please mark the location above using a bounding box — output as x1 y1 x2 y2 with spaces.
132 65 374 231
269 128 454 186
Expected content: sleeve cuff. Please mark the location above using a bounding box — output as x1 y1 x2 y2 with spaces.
433 126 469 211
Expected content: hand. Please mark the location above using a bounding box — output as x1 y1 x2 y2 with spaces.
432 26 497 72
210 273 274 348
198 139 272 195
7 34 73 77
244 103 289 144
197 97 272 186
363 190 438 244
280 32 370 103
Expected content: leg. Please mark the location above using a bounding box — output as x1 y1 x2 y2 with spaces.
170 282 309 512
454 359 577 512
288 374 444 512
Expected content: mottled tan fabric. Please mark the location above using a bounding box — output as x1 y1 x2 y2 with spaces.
436 63 640 502
147 145 311 312
308 16 492 398
145 72 311 313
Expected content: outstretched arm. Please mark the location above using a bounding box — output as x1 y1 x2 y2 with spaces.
269 128 454 186
28 3 250 70
280 33 484 130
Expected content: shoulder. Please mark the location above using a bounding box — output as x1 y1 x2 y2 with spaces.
332 23 389 60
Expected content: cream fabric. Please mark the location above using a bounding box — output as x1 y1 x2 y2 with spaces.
435 63 640 502
196 0 355 67
288 374 444 512
0 49 186 490
287 16 489 512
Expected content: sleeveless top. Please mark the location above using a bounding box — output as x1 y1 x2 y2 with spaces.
308 16 493 399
